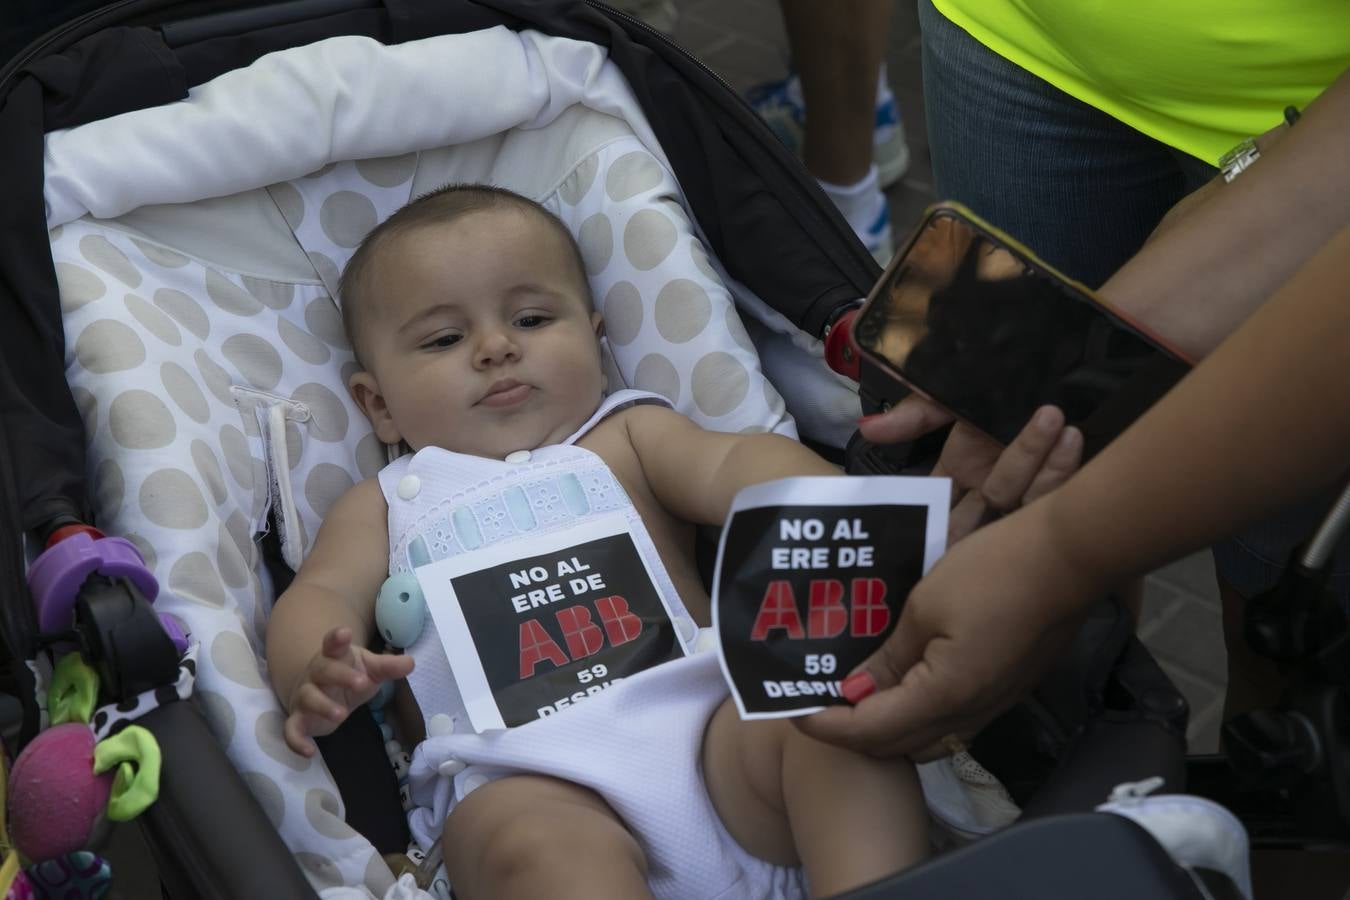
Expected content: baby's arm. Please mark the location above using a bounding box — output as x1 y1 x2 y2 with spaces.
622 405 839 526
265 478 413 756
623 408 931 888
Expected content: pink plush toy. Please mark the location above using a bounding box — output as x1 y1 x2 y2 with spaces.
7 724 112 863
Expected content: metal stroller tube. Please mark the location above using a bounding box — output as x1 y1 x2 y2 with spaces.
1241 476 1350 662
1218 475 1350 843
1299 475 1350 571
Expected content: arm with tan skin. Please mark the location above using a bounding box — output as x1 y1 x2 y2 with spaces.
620 404 840 525
1100 67 1350 359
801 225 1350 759
265 478 414 757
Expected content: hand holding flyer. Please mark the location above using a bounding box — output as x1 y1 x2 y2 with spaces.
714 476 949 718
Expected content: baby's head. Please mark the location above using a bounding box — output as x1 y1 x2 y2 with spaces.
340 184 605 458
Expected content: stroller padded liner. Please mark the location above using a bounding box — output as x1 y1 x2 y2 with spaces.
44 26 859 896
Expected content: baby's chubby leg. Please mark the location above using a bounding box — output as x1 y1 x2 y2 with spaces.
702 698 929 898
442 775 653 900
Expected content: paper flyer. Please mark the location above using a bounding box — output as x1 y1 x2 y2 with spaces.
416 512 686 731
713 476 949 719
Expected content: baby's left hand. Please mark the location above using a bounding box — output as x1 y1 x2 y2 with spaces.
283 626 415 757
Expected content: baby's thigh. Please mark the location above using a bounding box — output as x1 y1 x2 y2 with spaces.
442 774 647 896
701 698 799 867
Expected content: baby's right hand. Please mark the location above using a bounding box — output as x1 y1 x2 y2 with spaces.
283 626 415 757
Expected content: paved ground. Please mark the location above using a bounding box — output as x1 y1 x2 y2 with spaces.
668 0 1226 753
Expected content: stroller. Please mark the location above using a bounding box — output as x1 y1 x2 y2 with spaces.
0 1 1307 896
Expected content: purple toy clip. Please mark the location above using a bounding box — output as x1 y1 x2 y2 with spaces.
157 613 190 656
28 533 159 633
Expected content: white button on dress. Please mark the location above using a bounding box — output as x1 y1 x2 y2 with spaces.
504 450 532 464
396 474 421 500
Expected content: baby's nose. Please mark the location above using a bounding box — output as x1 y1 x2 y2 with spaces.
476 329 520 365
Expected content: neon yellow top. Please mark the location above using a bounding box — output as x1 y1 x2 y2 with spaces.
931 0 1350 163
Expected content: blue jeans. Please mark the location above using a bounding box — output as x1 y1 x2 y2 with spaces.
919 0 1215 289
918 0 1350 603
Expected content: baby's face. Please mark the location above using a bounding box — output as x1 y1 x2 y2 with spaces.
350 207 604 458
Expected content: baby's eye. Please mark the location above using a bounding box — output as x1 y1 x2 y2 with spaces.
514 314 551 329
423 333 462 349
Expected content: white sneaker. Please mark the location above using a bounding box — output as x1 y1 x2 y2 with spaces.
860 195 895 265
1098 778 1253 899
872 82 911 189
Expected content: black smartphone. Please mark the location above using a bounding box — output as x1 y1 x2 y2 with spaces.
852 203 1193 461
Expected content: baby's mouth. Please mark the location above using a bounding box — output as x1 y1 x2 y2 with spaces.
478 379 532 408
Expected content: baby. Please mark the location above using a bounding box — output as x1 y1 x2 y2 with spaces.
266 184 929 900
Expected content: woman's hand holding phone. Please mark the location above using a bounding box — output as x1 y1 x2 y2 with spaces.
859 396 1083 544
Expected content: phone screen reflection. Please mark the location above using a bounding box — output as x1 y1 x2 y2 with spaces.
854 212 1190 457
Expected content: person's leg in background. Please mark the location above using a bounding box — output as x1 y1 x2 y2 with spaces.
780 0 897 262
781 0 892 187
749 1 905 263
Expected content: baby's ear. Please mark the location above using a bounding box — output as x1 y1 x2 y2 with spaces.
349 371 403 445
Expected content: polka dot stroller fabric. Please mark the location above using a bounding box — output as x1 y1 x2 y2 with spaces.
41 24 863 898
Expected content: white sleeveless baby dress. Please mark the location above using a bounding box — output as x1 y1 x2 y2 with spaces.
379 390 807 900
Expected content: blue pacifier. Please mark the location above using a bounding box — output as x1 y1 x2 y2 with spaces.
375 573 427 649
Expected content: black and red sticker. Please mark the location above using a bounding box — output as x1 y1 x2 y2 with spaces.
713 476 949 718
417 513 686 730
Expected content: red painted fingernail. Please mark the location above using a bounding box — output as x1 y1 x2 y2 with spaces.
841 671 877 704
